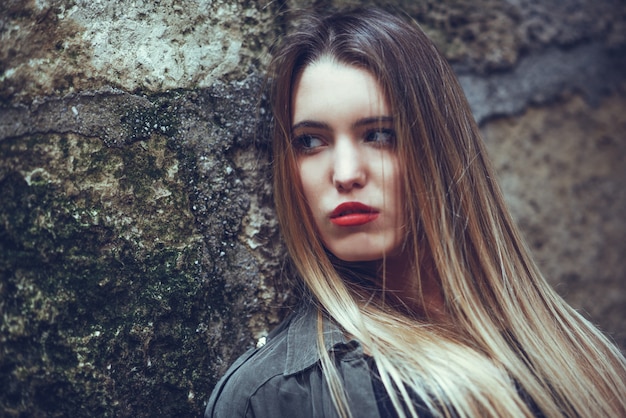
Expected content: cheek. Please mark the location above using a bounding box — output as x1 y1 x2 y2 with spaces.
298 161 312 197
386 159 405 225
382 157 402 197
298 160 323 216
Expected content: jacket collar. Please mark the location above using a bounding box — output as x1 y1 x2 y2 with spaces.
283 300 351 376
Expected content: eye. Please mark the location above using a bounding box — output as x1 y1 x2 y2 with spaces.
364 128 395 147
293 134 326 153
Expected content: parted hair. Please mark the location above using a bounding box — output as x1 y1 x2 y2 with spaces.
269 7 626 418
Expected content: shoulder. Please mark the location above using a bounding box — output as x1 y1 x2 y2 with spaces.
204 312 307 418
205 303 383 418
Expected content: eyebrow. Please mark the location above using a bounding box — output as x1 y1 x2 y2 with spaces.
291 116 393 133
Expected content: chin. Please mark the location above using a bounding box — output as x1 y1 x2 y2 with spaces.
330 250 384 263
327 240 402 263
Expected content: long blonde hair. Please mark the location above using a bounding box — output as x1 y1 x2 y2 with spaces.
269 7 626 418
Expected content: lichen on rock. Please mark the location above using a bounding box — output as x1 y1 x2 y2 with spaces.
0 75 284 415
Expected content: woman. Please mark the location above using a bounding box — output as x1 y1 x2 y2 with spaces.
206 7 626 418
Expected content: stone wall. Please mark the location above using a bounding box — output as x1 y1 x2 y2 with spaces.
1 0 624 416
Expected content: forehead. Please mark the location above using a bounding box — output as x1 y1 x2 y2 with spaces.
292 58 390 125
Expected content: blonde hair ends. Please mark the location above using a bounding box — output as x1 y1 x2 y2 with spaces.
270 7 626 418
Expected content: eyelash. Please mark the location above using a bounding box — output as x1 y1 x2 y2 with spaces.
364 128 395 147
292 128 396 153
293 134 325 154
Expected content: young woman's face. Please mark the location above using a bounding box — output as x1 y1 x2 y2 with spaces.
291 58 405 262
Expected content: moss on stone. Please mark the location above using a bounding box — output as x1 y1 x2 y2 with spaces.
119 97 180 144
0 129 234 416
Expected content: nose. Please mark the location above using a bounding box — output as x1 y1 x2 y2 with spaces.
332 138 366 191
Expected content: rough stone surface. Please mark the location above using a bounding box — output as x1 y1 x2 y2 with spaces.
457 42 626 123
0 0 278 102
1 0 625 416
482 90 626 349
0 76 287 417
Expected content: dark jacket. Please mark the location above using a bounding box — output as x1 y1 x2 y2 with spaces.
205 302 398 418
205 303 542 417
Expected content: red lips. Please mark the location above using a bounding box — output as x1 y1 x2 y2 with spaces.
330 202 379 227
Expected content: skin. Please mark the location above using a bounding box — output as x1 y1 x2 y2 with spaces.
291 57 446 317
291 57 406 266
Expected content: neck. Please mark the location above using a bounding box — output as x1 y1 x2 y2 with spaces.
330 252 447 322
378 254 447 322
